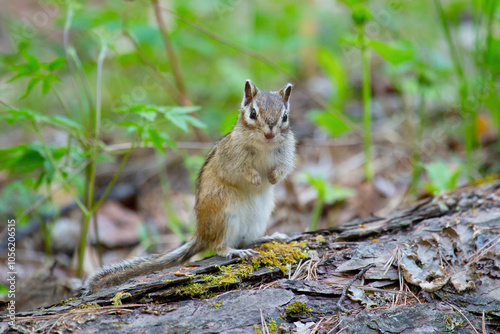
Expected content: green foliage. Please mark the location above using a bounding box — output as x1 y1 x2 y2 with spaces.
307 110 349 137
368 40 415 65
303 173 354 230
1 0 498 273
116 104 205 153
0 143 65 177
424 159 462 194
1 108 83 135
0 285 8 298
9 53 64 98
305 173 354 205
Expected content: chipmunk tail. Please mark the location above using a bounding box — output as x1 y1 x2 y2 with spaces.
82 240 204 295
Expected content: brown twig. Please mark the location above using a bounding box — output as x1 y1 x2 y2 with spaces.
445 302 480 334
121 21 185 106
151 0 189 106
336 263 374 312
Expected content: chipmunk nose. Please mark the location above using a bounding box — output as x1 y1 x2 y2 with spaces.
265 131 275 140
264 130 274 139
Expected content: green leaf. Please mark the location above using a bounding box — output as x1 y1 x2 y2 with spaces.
48 57 66 71
317 48 347 106
147 128 166 153
45 115 83 132
221 110 239 134
23 52 39 68
368 40 415 65
9 64 35 82
42 78 51 94
21 77 41 99
165 107 206 132
307 110 349 137
0 144 45 173
324 185 355 204
0 108 37 124
424 160 462 194
304 172 354 204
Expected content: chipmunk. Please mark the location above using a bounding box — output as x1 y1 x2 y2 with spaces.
83 80 296 294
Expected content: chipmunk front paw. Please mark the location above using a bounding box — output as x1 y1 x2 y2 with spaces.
247 169 262 186
268 167 283 185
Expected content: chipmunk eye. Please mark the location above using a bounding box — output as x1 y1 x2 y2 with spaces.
282 113 288 122
250 108 257 120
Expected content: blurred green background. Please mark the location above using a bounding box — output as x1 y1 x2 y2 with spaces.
0 0 499 292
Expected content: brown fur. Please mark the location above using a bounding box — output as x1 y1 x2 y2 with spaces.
82 80 295 295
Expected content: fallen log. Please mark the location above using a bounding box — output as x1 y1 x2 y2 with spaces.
2 181 500 333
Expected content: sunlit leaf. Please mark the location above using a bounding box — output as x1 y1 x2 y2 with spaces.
324 185 355 204
48 57 66 71
424 160 462 194
368 40 415 65
21 77 41 99
317 48 347 106
148 127 166 153
307 110 349 137
304 172 354 204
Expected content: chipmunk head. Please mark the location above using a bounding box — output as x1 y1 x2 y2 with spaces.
239 79 293 143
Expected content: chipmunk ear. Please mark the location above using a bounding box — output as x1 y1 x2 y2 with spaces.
279 83 293 108
243 79 259 106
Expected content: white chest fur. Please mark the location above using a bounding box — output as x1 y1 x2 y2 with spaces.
224 186 275 248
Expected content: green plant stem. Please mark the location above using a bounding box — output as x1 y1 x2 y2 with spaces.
93 211 102 266
309 196 324 231
90 137 138 215
18 158 92 221
69 48 95 114
76 43 108 277
63 3 87 133
409 89 426 196
53 88 73 118
155 150 188 241
484 0 499 149
359 27 374 182
31 121 89 216
434 0 475 180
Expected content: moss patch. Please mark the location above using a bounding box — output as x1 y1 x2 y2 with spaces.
173 241 308 299
77 302 101 309
285 301 312 318
254 318 278 334
111 292 132 306
174 282 210 297
251 241 308 274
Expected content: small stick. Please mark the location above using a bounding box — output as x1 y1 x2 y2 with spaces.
445 302 480 334
482 311 486 334
336 263 374 312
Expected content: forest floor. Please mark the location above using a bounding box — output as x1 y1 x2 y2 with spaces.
2 180 499 333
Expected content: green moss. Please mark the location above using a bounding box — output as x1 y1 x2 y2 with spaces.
77 302 101 309
285 301 312 317
211 301 224 309
172 241 308 299
174 282 210 297
253 319 278 334
203 264 254 287
111 292 132 306
251 241 308 274
315 235 326 243
59 297 77 305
